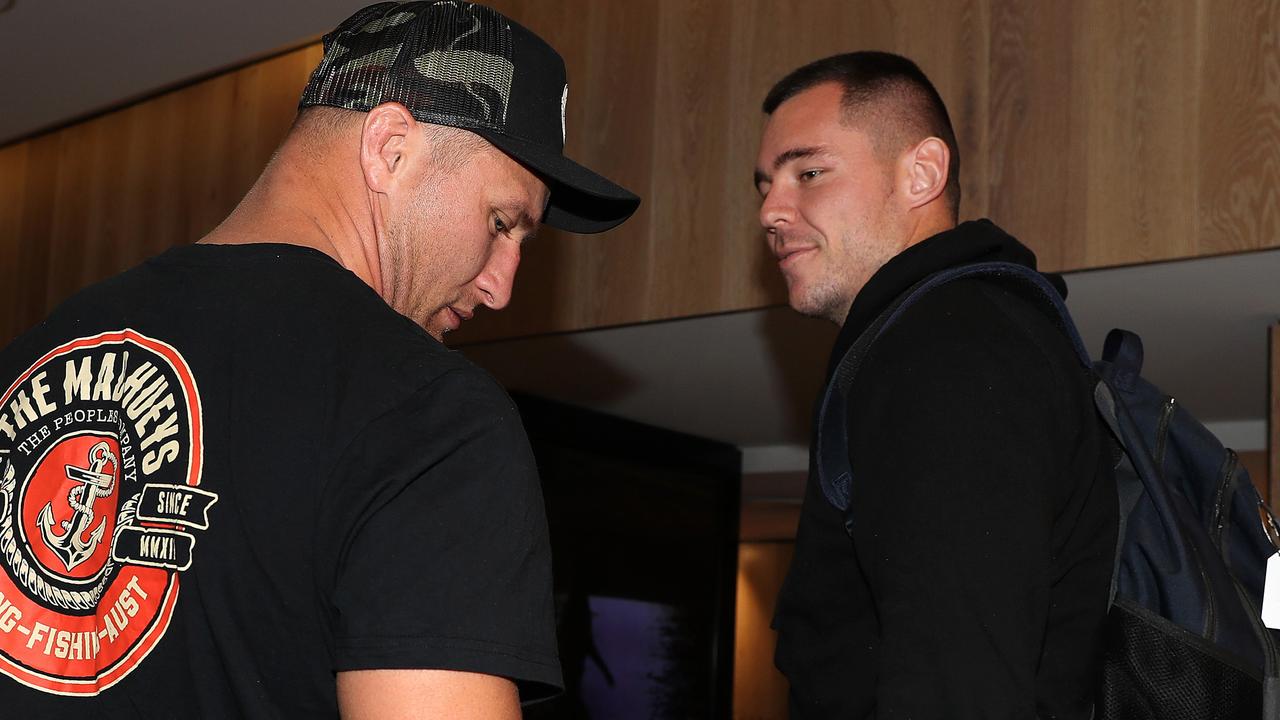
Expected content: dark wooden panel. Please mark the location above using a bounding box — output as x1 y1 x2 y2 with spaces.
5 135 60 342
0 141 35 343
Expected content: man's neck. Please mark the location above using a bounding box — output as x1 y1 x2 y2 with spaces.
901 209 957 255
198 149 384 295
828 210 958 328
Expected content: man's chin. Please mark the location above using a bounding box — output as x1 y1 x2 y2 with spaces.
787 287 823 318
422 306 461 341
422 315 449 342
789 287 847 325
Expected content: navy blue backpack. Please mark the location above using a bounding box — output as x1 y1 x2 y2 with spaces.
814 261 1280 719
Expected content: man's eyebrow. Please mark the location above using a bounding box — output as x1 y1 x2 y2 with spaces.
773 146 825 171
517 210 540 242
495 200 541 242
753 145 826 189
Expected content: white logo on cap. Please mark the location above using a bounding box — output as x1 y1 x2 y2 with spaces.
561 84 569 144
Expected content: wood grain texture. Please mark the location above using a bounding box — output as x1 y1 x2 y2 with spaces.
986 2 1084 269
3 1 1279 346
1076 0 1201 268
1199 1 1280 256
463 0 666 339
0 143 28 340
0 45 320 344
2 135 58 343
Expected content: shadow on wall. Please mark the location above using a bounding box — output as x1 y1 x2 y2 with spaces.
459 303 840 451
461 329 640 408
753 307 838 445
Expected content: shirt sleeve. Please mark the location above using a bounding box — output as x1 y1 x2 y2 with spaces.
846 282 1080 719
318 366 561 703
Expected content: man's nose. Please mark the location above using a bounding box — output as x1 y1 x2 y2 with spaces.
475 239 521 311
759 186 795 233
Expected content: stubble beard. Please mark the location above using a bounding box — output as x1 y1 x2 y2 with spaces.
790 273 853 326
790 196 899 327
785 237 862 326
786 233 897 327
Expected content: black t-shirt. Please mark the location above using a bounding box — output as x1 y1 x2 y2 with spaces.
0 243 560 718
773 221 1118 719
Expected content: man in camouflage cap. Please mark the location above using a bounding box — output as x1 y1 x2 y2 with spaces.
0 1 636 717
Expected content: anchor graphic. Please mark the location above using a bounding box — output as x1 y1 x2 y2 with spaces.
37 440 117 572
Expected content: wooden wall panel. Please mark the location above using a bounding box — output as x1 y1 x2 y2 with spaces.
988 4 1082 269
473 0 666 339
1 135 58 344
0 144 27 320
0 46 321 344
1075 1 1201 268
650 0 736 316
3 1 1279 346
1199 2 1280 256
734 541 793 720
459 0 999 343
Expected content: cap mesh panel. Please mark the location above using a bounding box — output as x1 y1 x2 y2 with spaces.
300 1 514 132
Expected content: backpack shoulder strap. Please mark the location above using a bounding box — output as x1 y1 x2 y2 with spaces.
814 261 1091 525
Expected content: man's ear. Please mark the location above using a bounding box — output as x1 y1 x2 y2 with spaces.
360 102 416 194
902 136 950 210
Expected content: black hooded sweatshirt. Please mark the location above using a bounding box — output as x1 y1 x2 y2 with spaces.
772 219 1118 719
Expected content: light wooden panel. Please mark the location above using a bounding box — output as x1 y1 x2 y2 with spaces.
734 541 793 720
3 1 1279 347
987 2 1198 269
1199 2 1280 257
465 0 1280 343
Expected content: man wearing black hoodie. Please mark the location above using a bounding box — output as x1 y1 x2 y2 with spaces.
755 53 1118 719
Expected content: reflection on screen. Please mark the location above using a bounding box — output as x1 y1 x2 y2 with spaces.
515 394 739 720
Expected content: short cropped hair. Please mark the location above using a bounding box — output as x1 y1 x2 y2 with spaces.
763 51 961 216
293 105 487 175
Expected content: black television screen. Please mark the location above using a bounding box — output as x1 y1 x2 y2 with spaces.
514 394 741 720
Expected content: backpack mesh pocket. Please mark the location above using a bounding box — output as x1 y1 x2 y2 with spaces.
1099 600 1261 720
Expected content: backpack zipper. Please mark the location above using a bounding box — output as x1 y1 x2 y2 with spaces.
1153 396 1176 471
1209 450 1240 551
1198 544 1218 640
1150 396 1218 637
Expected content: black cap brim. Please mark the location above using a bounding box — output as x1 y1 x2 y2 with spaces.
476 130 640 234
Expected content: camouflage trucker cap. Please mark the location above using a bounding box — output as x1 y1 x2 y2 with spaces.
300 1 640 234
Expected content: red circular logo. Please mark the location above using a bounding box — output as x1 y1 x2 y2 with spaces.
0 330 207 696
20 434 121 583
